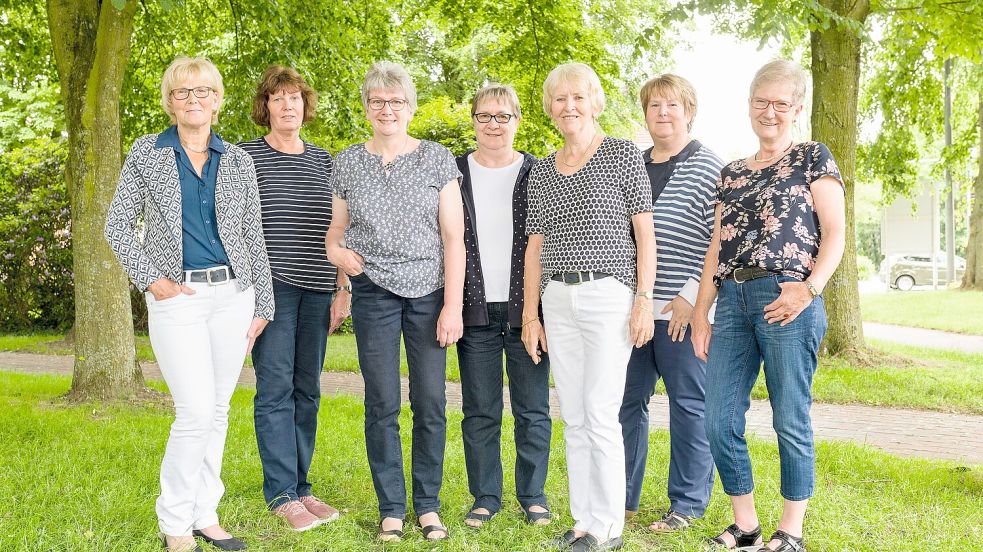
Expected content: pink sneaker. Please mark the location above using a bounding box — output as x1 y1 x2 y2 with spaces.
299 495 340 523
273 500 320 532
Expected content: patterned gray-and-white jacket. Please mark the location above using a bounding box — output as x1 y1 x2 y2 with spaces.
104 133 275 320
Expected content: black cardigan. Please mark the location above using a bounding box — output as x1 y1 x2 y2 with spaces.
457 150 537 327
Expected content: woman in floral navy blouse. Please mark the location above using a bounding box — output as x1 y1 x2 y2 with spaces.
690 60 845 552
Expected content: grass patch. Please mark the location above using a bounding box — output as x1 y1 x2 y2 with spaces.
0 370 980 551
861 290 983 335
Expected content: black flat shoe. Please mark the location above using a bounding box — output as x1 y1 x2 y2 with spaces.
758 530 805 551
192 530 247 551
548 529 581 550
569 534 623 551
704 523 763 551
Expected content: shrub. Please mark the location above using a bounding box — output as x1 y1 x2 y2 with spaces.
857 254 877 281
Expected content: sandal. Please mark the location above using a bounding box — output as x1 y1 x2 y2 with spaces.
758 530 805 551
523 505 553 526
464 508 495 528
417 520 449 541
376 519 403 543
648 510 693 533
704 523 763 551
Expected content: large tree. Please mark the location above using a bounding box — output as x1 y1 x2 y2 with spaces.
46 0 143 400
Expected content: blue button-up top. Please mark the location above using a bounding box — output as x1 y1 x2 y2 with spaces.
154 126 231 270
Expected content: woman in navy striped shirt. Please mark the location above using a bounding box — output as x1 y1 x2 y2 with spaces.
240 66 347 533
619 74 724 534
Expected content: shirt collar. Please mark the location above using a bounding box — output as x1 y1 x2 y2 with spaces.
154 125 226 154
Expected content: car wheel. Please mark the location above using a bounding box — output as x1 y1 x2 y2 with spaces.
895 275 915 291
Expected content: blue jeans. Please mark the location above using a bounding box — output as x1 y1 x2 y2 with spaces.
251 279 332 509
620 320 714 517
350 272 447 519
457 302 552 514
704 275 827 501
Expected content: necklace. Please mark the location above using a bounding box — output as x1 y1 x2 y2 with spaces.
375 135 409 173
181 141 208 154
560 134 599 168
754 141 793 163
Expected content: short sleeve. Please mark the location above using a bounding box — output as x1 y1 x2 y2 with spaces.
808 142 844 193
525 165 543 236
430 142 463 191
619 142 650 215
331 149 349 200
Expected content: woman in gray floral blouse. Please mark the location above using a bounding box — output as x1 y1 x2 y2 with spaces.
691 60 846 552
325 61 464 543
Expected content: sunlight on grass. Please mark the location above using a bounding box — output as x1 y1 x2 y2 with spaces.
861 290 983 335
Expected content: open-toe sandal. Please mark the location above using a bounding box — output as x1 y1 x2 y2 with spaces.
704 523 763 551
523 505 553 526
464 509 495 528
758 530 805 552
376 520 403 543
648 510 693 533
417 520 449 541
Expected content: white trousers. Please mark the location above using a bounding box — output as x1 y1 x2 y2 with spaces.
147 281 254 536
541 276 634 540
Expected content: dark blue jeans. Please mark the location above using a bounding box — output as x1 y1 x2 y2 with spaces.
251 279 332 509
350 272 447 519
457 302 552 514
620 320 714 517
704 275 827 501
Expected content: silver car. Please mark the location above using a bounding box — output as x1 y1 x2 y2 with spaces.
885 253 966 290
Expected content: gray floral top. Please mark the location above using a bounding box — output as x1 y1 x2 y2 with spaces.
332 140 462 297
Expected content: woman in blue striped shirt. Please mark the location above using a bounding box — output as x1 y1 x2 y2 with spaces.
619 74 724 533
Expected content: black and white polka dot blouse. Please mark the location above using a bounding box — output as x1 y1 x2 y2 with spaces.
526 136 651 293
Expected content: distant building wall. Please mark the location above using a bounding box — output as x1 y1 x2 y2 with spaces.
881 181 936 259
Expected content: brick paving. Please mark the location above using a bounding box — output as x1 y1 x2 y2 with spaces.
2 351 980 465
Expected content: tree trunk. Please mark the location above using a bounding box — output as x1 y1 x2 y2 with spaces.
960 98 983 290
47 0 144 400
810 0 870 357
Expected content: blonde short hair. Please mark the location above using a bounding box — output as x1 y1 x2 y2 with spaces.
541 63 605 117
471 84 522 118
639 73 698 131
750 59 808 104
361 61 417 113
160 56 224 124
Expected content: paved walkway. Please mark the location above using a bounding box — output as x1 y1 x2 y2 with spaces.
863 322 983 354
2 351 980 465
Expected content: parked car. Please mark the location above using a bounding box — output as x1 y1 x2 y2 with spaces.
884 253 966 290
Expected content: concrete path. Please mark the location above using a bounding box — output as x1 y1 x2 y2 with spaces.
863 322 983 354
2 351 980 465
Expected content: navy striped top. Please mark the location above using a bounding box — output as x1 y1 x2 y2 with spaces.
239 137 337 292
646 141 724 314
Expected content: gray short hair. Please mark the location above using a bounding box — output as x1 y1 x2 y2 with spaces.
542 63 605 117
750 59 808 104
160 56 224 124
471 84 522 118
361 61 417 113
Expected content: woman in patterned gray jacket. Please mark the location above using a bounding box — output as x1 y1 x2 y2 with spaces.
104 56 273 552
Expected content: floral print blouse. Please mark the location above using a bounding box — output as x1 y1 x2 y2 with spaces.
714 141 843 285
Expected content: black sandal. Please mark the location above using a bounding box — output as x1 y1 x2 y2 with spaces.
648 510 693 533
417 520 449 541
376 520 403 543
758 530 805 551
704 523 763 550
523 505 553 526
464 508 495 528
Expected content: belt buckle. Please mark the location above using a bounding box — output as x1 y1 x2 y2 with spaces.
564 272 584 286
206 266 228 286
733 268 748 284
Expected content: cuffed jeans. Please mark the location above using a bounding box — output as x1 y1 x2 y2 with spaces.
457 302 552 514
148 281 254 536
704 275 827 501
252 279 332 509
350 272 447 519
542 276 634 540
620 320 714 517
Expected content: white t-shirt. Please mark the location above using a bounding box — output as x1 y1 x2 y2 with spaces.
468 154 523 302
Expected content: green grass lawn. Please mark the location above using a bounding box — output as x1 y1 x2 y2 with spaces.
4 333 981 414
0 371 979 551
861 289 983 335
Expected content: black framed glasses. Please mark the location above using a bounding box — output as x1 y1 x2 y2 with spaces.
473 112 516 124
368 98 408 111
170 86 214 100
750 97 795 113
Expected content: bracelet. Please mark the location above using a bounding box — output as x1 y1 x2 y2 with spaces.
521 317 541 328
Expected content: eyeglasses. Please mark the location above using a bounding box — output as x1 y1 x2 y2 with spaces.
368 98 408 111
473 112 516 124
170 87 214 100
750 97 795 113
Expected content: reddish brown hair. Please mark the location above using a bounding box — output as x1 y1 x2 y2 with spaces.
251 65 318 127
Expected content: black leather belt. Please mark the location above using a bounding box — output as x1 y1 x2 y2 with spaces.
185 266 234 285
727 266 771 283
551 271 610 285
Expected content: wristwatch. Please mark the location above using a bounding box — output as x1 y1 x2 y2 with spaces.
337 283 352 293
635 290 654 299
804 280 819 298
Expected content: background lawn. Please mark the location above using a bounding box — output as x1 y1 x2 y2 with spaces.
3 333 981 414
861 290 983 336
0 371 980 551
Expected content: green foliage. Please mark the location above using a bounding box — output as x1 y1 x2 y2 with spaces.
408 96 475 156
0 139 73 330
855 219 882 264
0 81 63 153
855 254 876 280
